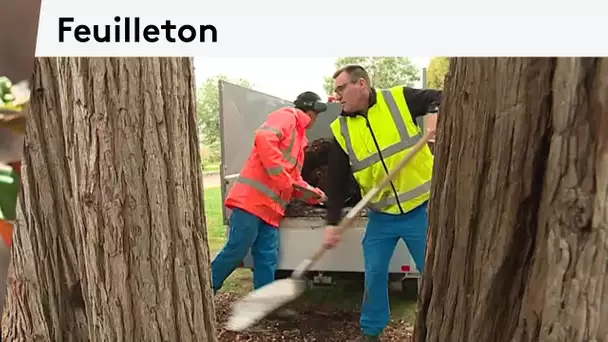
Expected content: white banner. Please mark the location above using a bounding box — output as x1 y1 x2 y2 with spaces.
35 0 608 57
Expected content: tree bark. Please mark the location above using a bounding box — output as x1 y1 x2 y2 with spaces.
416 57 608 342
4 57 218 342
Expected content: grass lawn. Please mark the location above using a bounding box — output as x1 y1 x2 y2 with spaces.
202 163 220 174
203 186 418 323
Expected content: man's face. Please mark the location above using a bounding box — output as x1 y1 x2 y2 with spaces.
306 111 318 128
333 72 367 113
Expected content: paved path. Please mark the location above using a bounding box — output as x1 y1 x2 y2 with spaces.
203 173 221 188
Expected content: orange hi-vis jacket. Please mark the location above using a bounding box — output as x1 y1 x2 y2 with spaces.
225 107 324 227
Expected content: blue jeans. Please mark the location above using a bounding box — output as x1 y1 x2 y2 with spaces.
360 202 429 336
211 208 279 292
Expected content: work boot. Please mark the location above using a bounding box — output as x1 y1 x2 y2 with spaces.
355 334 380 341
268 308 299 321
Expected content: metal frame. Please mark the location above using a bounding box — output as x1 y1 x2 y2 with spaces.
217 80 229 225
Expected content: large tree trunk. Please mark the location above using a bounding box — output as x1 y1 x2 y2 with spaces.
415 57 608 342
4 57 218 342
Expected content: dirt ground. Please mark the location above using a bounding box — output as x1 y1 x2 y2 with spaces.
2 293 413 341
214 292 414 342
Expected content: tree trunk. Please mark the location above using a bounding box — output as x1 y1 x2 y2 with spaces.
415 57 608 342
4 57 218 342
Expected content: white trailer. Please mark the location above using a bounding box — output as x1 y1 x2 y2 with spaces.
217 81 422 291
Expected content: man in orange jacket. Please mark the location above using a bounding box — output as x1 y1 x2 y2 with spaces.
211 91 327 318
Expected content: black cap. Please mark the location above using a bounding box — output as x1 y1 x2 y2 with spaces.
294 91 327 113
296 91 321 103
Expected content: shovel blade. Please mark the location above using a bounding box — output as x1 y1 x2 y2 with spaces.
225 278 307 332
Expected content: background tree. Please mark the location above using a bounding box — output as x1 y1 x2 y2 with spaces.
323 57 420 95
4 57 218 341
197 75 252 146
426 57 450 89
415 57 608 342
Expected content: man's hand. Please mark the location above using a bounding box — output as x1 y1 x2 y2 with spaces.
314 188 327 203
320 193 328 203
426 113 438 141
323 225 341 249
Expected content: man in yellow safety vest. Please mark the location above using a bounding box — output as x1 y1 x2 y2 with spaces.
322 65 441 341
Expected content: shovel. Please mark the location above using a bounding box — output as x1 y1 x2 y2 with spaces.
225 131 432 332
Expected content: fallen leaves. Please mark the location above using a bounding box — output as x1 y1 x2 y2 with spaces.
214 292 414 342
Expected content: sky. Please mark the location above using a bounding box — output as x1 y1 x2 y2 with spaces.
193 57 432 101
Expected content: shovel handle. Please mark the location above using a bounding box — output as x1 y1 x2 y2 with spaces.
303 131 432 268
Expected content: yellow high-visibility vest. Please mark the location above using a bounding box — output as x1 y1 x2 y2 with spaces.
330 86 433 214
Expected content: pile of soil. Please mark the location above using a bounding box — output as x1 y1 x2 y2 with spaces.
301 139 332 191
214 292 414 341
286 138 362 218
285 201 327 217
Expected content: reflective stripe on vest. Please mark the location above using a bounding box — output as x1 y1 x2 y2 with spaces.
297 183 316 202
300 191 314 202
339 90 422 173
367 181 431 211
257 125 283 139
416 116 426 134
235 176 288 208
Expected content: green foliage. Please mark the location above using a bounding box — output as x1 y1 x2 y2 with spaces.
201 141 222 167
197 75 252 145
0 164 20 220
323 57 420 95
427 57 450 89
